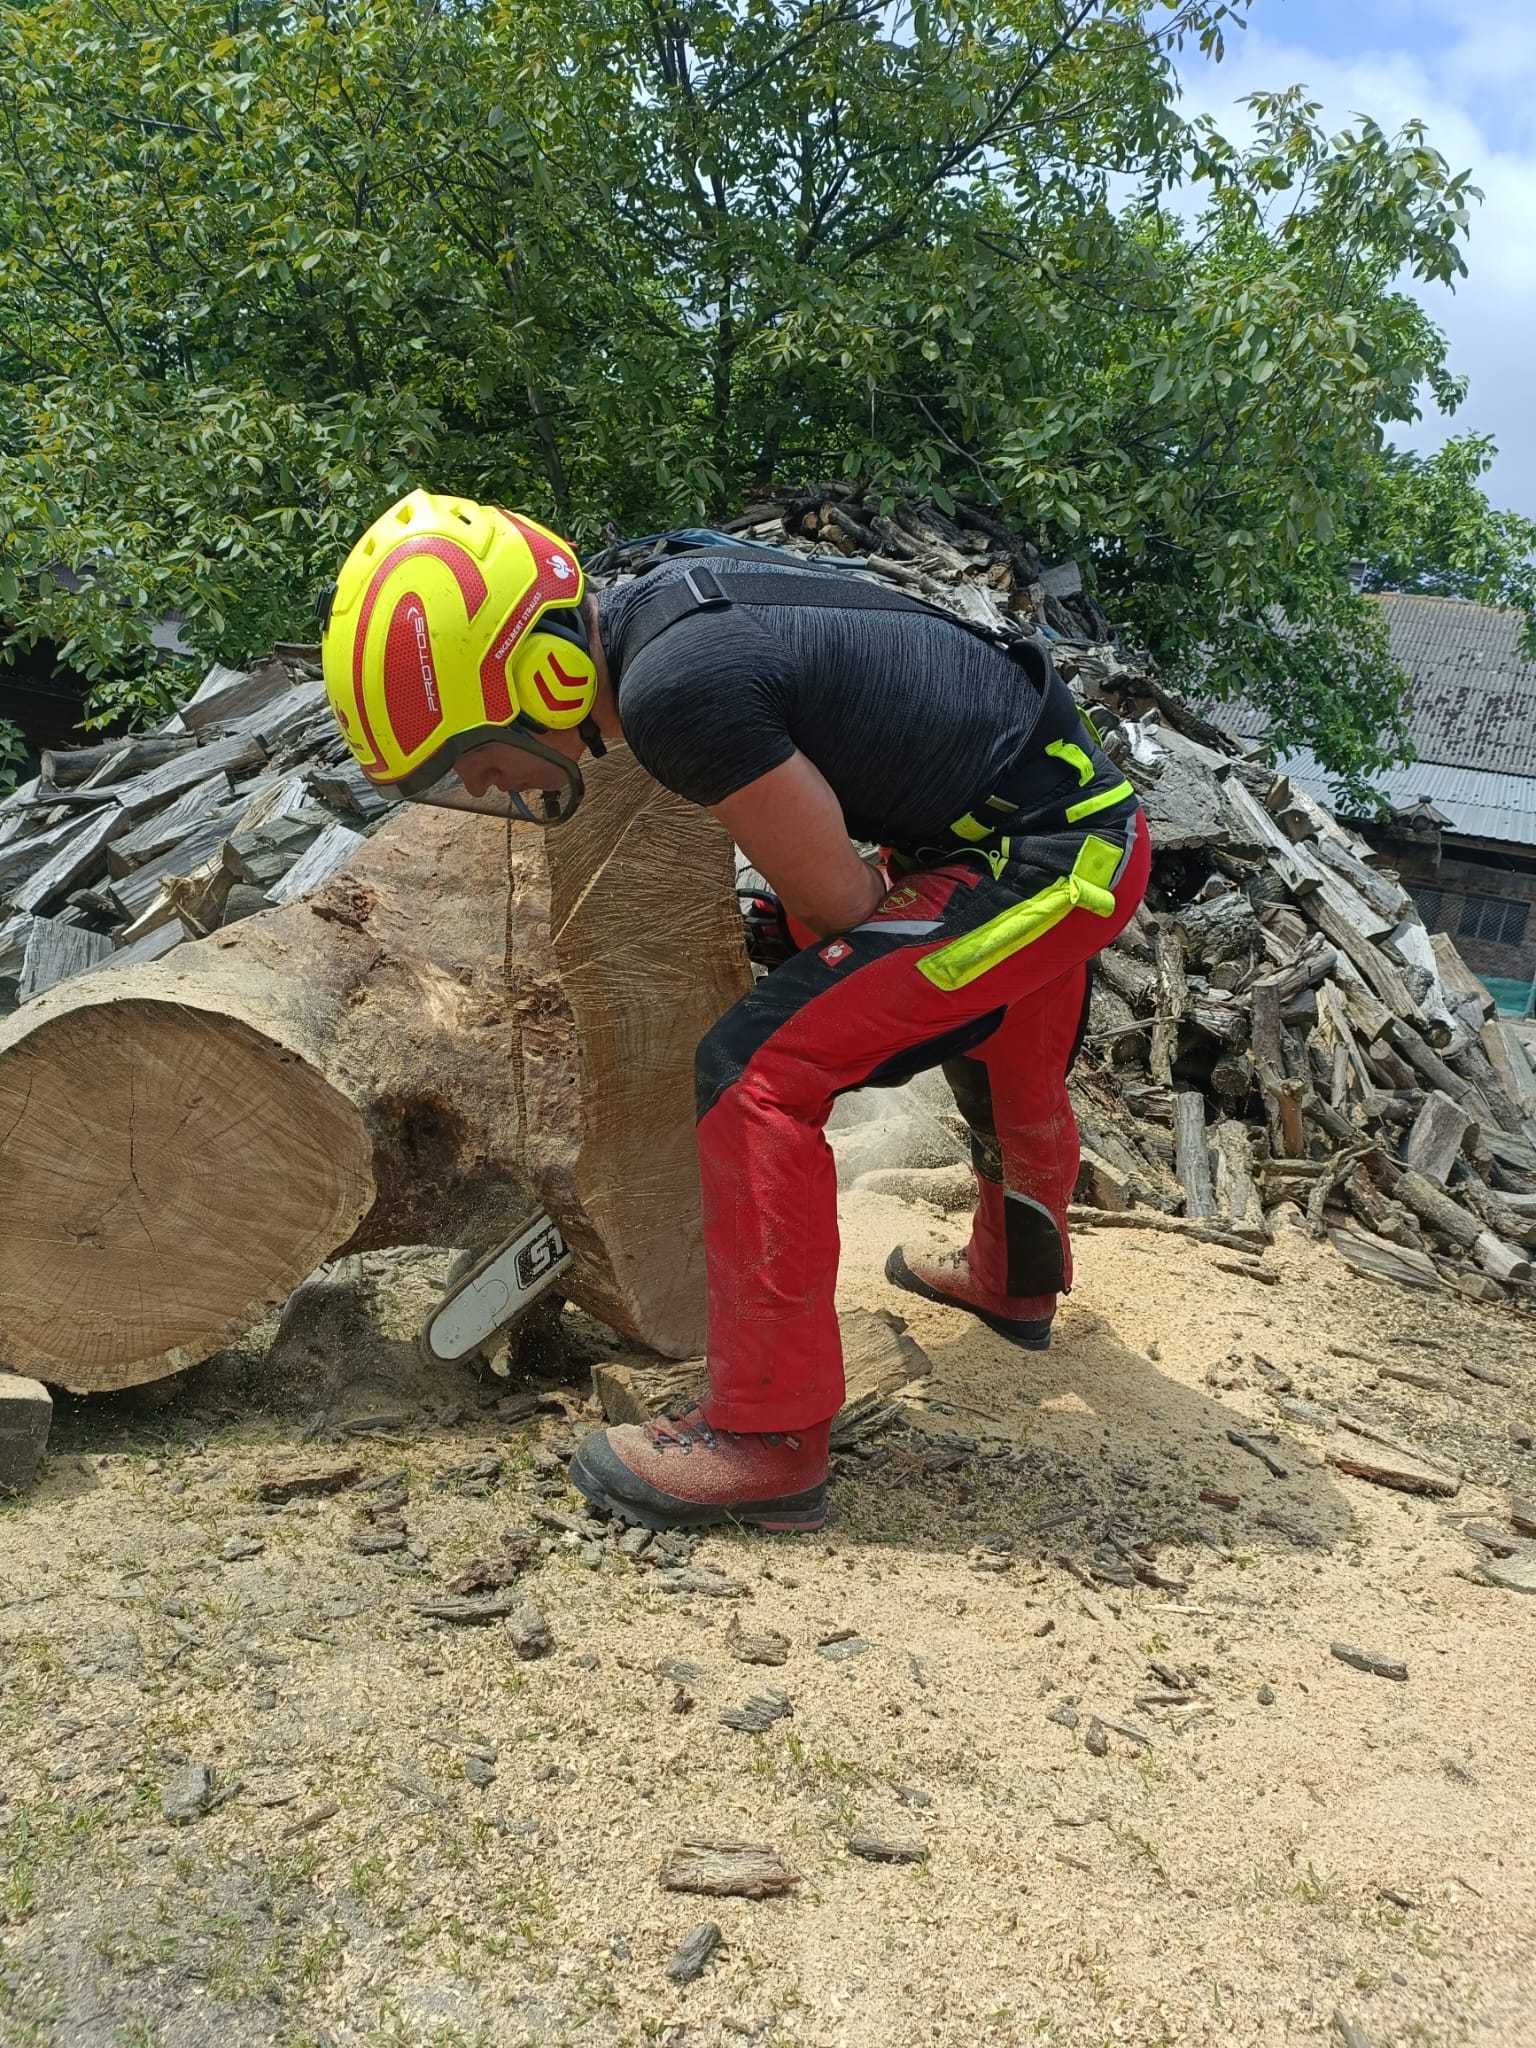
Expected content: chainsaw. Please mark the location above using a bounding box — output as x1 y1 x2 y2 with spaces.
421 1209 575 1365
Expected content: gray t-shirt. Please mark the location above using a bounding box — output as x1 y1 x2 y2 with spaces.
599 557 1047 849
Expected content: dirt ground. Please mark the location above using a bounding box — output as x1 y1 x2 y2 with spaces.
2 1184 1534 2048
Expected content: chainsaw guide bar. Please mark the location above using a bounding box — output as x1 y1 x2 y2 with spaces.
422 1212 574 1363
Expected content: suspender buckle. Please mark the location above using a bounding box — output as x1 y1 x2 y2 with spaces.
682 565 729 611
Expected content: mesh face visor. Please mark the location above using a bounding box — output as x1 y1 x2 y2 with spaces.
391 721 587 827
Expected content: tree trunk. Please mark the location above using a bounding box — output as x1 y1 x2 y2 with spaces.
0 747 749 1392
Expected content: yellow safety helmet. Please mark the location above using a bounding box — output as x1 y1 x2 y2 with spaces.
320 489 600 825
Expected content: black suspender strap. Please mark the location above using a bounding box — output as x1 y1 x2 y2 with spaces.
621 553 1011 658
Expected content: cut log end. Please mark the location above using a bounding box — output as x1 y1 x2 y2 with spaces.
0 999 373 1390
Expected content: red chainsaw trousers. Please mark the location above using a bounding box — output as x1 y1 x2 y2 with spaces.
695 813 1150 1430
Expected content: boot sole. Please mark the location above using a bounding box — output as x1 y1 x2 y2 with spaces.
885 1247 1052 1351
567 1442 828 1535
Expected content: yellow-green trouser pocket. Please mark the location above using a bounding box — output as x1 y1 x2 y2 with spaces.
917 835 1125 994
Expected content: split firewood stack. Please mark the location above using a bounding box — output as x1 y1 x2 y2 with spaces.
1061 698 1536 1305
0 485 1531 1406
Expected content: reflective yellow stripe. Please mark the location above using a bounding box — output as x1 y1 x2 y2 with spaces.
1074 832 1125 893
948 812 991 842
921 831 1122 991
917 833 1124 992
1046 738 1095 787
1065 777 1135 825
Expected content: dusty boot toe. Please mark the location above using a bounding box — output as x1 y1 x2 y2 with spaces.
569 1406 829 1534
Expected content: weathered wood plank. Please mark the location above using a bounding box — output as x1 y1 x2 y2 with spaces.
105 806 246 920
1149 926 1188 1088
1211 1119 1265 1233
10 805 130 916
1301 891 1424 1027
17 918 114 1002
176 658 295 734
265 821 366 906
1328 1223 1442 1291
1173 1091 1216 1218
106 775 232 876
1403 1090 1476 1182
41 735 194 787
0 814 82 889
1432 933 1495 1023
97 732 269 821
1481 1017 1536 1114
105 922 186 970
1385 1166 1530 1281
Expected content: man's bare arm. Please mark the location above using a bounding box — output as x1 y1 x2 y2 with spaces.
711 752 886 939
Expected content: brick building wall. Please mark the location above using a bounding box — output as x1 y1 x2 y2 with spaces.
1378 842 1536 985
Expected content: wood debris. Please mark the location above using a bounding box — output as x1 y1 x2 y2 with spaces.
726 1614 791 1666
719 1689 793 1734
1324 1437 1461 1500
1331 1641 1409 1682
659 1838 801 1900
256 1463 361 1503
666 1922 723 1984
655 1568 747 1599
410 1592 531 1626
847 1835 929 1864
1477 1550 1536 1595
1227 1430 1289 1480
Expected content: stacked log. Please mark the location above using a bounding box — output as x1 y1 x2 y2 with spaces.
1062 716 1536 1304
0 650 384 1008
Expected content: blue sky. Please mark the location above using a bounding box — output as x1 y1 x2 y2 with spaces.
1173 0 1536 521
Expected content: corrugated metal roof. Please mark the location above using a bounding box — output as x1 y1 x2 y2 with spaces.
1274 749 1536 848
1216 593 1536 777
1377 594 1536 775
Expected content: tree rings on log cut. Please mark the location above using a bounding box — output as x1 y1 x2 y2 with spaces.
0 1000 373 1390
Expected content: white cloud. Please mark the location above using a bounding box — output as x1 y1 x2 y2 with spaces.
1174 17 1536 522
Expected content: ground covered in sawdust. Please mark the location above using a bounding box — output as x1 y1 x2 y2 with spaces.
2 1188 1534 2048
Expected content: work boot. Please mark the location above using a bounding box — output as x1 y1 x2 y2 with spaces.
885 1244 1053 1351
568 1404 830 1533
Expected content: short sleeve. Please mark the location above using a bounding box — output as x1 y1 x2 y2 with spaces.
617 613 796 807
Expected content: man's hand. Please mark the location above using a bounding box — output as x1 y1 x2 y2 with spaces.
712 753 887 939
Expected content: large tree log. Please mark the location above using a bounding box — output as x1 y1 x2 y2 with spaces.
0 747 749 1391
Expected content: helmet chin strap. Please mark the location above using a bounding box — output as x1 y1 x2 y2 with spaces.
579 716 607 760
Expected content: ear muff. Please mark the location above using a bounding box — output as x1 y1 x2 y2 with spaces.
508 623 599 731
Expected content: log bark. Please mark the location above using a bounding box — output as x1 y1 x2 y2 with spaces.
1149 926 1188 1088
1386 1167 1531 1282
1403 1090 1476 1183
0 747 750 1391
41 735 195 787
1328 1224 1442 1292
1173 1091 1215 1218
1210 1119 1265 1234
1251 976 1303 1158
